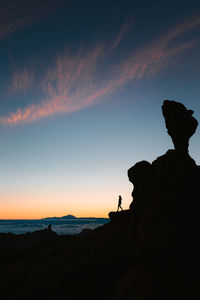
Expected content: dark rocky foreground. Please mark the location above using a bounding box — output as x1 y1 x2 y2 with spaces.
1 100 200 299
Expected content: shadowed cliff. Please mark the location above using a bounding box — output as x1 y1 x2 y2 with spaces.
0 100 200 300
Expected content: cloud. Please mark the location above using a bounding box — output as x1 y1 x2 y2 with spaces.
0 16 200 126
111 17 134 50
0 0 63 39
9 68 34 94
0 1 31 39
115 39 197 85
161 16 200 47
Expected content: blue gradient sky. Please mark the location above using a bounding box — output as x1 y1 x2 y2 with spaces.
0 0 200 218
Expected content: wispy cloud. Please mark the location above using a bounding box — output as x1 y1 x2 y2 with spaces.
0 1 31 39
0 0 63 39
111 17 134 50
9 68 34 94
0 16 200 126
115 39 197 85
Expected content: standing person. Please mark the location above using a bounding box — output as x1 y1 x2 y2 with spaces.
117 195 123 211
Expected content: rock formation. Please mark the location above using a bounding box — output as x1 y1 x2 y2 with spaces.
162 100 198 154
126 99 199 214
123 100 200 299
128 160 152 212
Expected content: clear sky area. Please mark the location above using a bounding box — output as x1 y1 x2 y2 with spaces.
1 0 200 218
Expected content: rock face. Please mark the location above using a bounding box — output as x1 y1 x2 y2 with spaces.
162 100 198 154
128 160 152 212
127 100 199 213
110 100 200 298
123 100 200 299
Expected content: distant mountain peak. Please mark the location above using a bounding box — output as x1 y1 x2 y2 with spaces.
42 214 76 220
61 214 76 219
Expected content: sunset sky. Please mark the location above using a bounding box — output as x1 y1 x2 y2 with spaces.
1 0 200 218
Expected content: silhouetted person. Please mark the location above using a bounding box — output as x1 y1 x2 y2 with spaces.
117 195 123 211
48 224 52 231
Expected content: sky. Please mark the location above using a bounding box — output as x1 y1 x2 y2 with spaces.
1 0 200 219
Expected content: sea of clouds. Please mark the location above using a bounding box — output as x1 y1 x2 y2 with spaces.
0 218 109 235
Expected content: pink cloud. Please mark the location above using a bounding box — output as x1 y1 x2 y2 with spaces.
111 17 134 50
115 39 197 85
0 2 31 39
0 0 63 39
9 68 34 94
0 17 200 126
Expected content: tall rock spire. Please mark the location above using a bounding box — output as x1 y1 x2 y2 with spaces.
162 100 198 154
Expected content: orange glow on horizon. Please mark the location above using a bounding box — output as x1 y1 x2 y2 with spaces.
0 167 133 220
0 209 110 220
0 194 132 219
0 190 132 220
